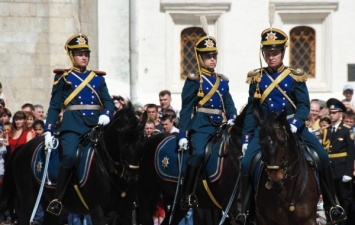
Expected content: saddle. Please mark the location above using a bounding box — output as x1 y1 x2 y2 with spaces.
31 137 96 188
155 126 231 183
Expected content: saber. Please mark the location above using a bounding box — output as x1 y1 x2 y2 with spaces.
30 138 58 224
168 146 186 225
218 173 240 225
219 156 243 225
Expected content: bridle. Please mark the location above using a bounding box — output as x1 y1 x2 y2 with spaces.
262 125 301 183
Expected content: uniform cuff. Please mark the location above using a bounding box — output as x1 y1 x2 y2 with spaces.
288 118 300 129
242 134 253 144
178 131 187 139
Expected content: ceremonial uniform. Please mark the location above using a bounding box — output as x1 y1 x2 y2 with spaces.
322 98 355 219
241 66 330 173
178 32 237 209
45 69 114 167
236 28 346 225
45 33 114 215
179 72 236 166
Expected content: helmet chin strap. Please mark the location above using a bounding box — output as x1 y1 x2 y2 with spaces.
67 50 88 72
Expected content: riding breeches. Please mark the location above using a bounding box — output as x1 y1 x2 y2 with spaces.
188 131 213 167
60 131 84 168
241 127 330 176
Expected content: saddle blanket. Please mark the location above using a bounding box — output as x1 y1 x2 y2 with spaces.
155 135 226 183
31 141 95 187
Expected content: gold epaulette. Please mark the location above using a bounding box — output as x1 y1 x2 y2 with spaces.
246 69 261 84
187 73 200 80
289 67 308 82
216 73 229 81
53 68 71 85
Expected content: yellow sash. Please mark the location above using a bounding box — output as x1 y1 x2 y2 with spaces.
198 75 220 107
260 69 290 105
64 71 96 107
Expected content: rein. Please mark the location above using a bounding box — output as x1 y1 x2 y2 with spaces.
89 122 139 198
262 126 309 216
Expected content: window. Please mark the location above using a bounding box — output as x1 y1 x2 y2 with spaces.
289 26 316 78
180 27 206 79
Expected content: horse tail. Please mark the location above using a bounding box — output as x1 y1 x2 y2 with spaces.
0 145 23 211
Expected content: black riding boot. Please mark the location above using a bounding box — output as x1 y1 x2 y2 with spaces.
320 166 346 224
180 165 200 210
47 166 72 216
235 175 252 225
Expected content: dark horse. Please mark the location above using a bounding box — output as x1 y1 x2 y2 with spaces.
0 107 143 225
255 111 319 225
137 112 245 225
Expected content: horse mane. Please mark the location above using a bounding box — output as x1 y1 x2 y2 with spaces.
100 103 143 175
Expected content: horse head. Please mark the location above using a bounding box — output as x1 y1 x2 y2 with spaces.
259 111 297 190
102 104 143 185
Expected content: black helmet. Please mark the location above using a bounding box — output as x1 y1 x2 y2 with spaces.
261 28 288 50
65 33 91 53
195 36 218 55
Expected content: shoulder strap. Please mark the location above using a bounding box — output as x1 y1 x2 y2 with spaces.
198 75 220 107
64 71 96 107
260 69 290 105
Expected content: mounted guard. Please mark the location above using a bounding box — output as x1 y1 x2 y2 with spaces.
236 3 346 224
178 16 237 210
45 32 115 216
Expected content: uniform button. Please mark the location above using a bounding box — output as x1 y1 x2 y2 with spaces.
271 104 274 107
91 112 94 115
75 85 78 87
83 113 86 115
92 96 94 98
79 96 81 99
80 102 83 104
210 99 213 101
91 102 94 104
269 98 272 101
265 85 268 88
283 97 285 100
218 116 221 119
93 85 96 88
211 105 214 107
282 103 285 106
222 88 224 91
285 84 288 87
210 116 213 119
206 87 209 90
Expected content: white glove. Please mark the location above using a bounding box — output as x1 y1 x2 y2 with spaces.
179 138 188 150
290 124 297 133
342 175 352 182
227 119 235 126
242 144 248 155
98 115 110 125
44 131 53 149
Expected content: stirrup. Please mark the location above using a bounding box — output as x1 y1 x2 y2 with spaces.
181 194 198 210
46 199 63 216
235 213 247 225
328 205 347 224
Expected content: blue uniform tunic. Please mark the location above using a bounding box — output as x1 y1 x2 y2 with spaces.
179 73 237 166
45 70 114 168
241 65 330 176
